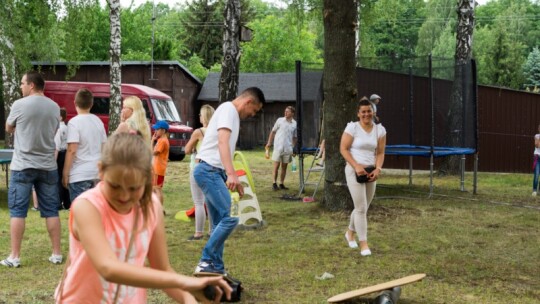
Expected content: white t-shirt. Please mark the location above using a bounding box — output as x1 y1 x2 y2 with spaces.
535 134 540 156
344 121 386 166
271 117 297 155
197 102 239 169
54 121 68 152
66 114 107 183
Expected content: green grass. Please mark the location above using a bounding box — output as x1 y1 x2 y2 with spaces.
1 150 539 303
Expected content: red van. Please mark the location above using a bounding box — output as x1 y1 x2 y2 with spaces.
44 81 193 160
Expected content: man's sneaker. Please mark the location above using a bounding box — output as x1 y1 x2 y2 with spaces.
0 256 20 268
533 191 537 197
194 261 224 275
49 254 63 265
272 183 279 191
279 184 289 190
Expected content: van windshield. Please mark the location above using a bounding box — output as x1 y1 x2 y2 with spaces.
151 99 182 123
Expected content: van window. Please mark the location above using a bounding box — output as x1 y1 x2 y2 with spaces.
140 99 152 121
91 97 110 115
151 99 182 122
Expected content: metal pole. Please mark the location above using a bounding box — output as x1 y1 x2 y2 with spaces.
408 65 413 186
429 54 434 198
295 60 304 192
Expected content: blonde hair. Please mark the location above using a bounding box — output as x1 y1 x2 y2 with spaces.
200 104 215 127
123 96 151 145
100 133 154 223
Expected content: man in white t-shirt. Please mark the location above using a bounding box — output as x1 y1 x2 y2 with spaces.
193 87 265 275
266 106 297 190
62 88 107 203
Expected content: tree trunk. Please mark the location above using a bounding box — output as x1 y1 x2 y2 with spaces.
108 0 122 134
440 0 475 175
219 0 241 103
321 0 358 211
0 34 19 148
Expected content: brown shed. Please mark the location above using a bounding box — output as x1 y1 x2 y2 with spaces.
33 61 202 127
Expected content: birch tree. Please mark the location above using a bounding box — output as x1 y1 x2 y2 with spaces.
440 0 475 175
219 0 241 103
321 0 358 210
108 0 122 133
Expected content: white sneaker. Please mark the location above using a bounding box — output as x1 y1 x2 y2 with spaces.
344 232 358 249
0 256 21 268
49 254 63 265
532 191 537 197
360 249 372 256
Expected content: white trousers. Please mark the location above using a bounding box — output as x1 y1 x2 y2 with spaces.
345 164 377 241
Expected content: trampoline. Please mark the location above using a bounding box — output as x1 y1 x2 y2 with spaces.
294 55 479 198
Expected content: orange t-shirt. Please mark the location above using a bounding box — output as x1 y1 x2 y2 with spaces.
55 183 160 303
153 137 170 176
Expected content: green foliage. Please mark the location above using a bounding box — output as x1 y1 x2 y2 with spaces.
415 0 455 56
179 54 209 81
360 0 426 65
522 47 540 89
60 0 109 62
180 0 257 69
240 14 322 72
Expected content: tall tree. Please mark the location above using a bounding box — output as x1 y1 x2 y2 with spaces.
240 15 322 72
182 0 223 68
321 0 358 210
523 47 540 91
439 0 475 175
219 0 241 102
108 0 122 133
415 0 455 56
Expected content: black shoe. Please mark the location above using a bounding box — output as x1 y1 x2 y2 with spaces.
187 235 204 241
272 183 279 191
279 184 289 190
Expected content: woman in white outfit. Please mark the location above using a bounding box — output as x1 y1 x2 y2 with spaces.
185 105 215 240
340 97 386 256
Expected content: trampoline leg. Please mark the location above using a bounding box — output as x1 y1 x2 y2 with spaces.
473 153 478 195
429 155 434 199
460 155 466 192
408 156 413 186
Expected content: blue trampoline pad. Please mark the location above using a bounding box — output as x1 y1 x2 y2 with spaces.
385 145 476 157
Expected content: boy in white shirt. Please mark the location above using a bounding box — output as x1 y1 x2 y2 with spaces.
62 89 107 203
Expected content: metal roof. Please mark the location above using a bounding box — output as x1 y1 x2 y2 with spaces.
198 72 323 102
32 60 201 85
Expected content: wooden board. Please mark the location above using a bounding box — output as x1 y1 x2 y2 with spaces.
327 273 426 303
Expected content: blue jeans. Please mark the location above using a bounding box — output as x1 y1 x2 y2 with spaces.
69 180 97 203
8 169 60 218
193 161 239 272
533 155 540 191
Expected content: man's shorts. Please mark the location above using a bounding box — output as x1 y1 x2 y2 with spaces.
8 169 60 218
271 151 292 163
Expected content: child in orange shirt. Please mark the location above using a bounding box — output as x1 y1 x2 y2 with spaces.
151 120 170 188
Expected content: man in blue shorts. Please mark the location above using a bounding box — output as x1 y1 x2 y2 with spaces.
1 71 62 268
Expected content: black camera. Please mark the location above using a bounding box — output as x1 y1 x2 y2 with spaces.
203 276 242 302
